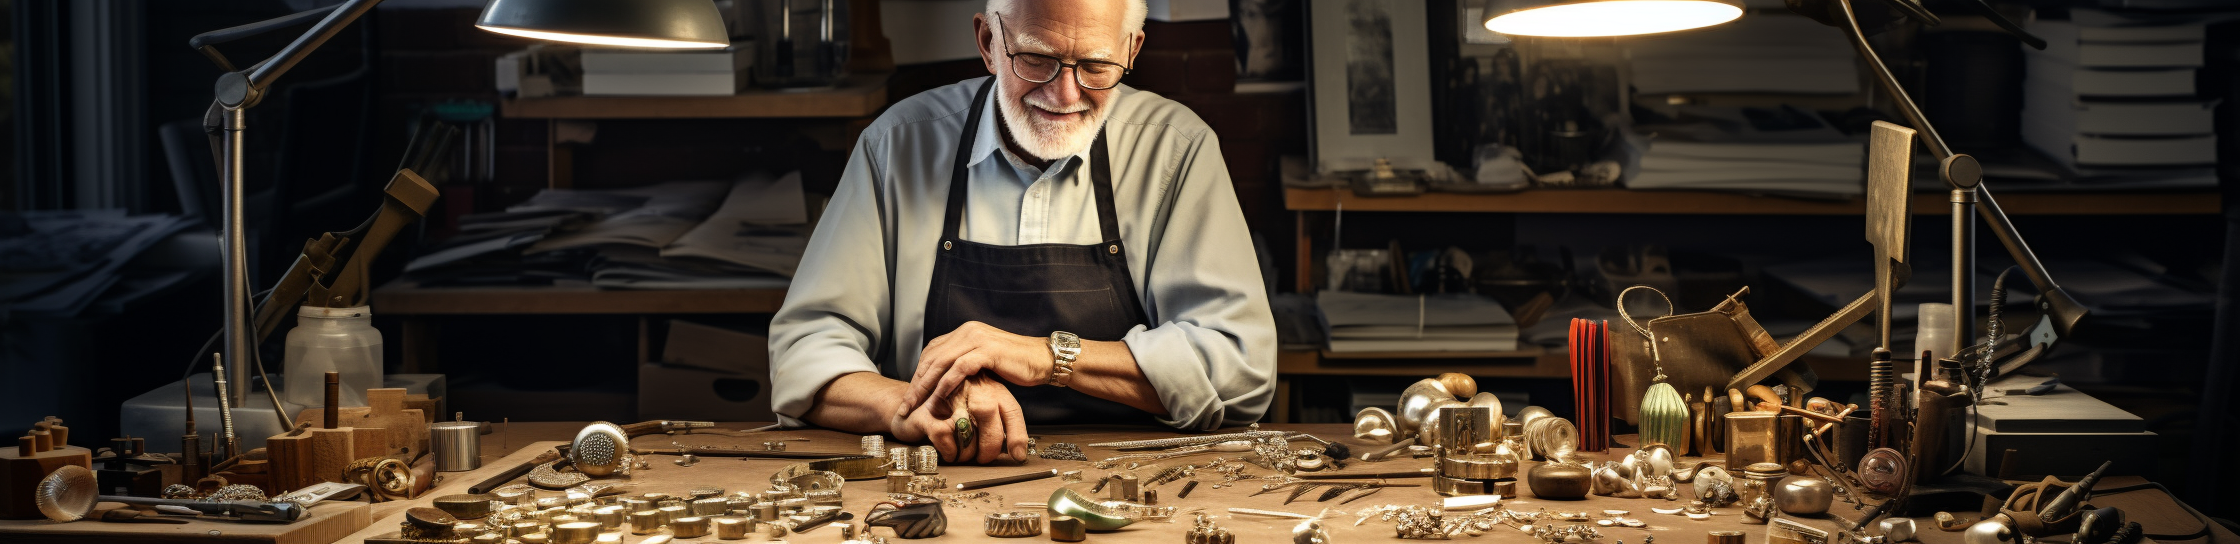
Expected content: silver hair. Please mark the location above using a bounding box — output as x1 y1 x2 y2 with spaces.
986 0 1148 36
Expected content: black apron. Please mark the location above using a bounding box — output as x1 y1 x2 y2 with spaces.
920 78 1154 425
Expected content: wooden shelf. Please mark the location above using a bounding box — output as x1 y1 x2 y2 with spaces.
371 280 787 315
500 73 889 119
1283 187 2220 215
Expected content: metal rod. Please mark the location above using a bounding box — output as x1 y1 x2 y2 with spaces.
1953 188 1978 361
221 107 250 408
211 353 239 461
955 469 1059 491
1835 0 1950 162
245 0 383 93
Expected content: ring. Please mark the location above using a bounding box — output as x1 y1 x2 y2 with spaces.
953 415 977 451
985 511 1043 537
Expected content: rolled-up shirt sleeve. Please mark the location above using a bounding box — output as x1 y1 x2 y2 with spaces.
1122 129 1278 431
768 132 892 427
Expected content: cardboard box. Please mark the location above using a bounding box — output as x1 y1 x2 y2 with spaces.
638 363 774 422
662 320 769 375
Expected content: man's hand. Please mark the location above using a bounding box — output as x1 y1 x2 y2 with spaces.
941 374 1029 464
897 321 1050 420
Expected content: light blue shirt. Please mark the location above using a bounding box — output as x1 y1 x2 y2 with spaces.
768 77 1277 430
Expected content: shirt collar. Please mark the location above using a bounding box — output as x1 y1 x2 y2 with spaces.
968 81 1096 172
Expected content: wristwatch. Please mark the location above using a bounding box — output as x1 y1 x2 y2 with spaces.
1046 331 1081 387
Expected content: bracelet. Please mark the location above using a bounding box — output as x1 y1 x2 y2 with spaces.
986 511 1043 537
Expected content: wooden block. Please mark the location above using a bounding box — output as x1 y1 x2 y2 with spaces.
0 446 92 520
403 394 441 423
309 428 356 485
298 389 428 459
264 433 319 492
350 428 387 460
360 389 428 459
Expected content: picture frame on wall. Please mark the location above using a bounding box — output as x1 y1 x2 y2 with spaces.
1306 0 1436 175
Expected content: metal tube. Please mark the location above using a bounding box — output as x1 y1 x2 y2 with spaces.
1953 189 1978 358
245 0 383 93
221 107 250 409
1835 0 1951 162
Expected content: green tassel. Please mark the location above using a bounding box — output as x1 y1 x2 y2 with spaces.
1640 382 1689 447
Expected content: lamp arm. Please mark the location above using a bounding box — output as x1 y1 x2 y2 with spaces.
247 0 384 94
1832 0 2087 354
189 5 342 73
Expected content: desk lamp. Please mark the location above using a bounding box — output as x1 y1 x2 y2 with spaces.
195 0 725 418
1483 0 2083 520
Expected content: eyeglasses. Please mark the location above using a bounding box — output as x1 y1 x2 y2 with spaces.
994 13 1131 91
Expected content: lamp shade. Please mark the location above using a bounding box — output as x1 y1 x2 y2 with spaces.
477 0 729 48
1486 0 1742 38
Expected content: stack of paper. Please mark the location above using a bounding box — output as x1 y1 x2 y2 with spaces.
1622 14 1858 95
403 171 811 289
1630 105 1866 197
0 210 195 317
1315 291 1518 352
580 43 754 96
2021 10 2216 168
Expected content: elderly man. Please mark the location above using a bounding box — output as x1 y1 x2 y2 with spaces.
767 0 1275 464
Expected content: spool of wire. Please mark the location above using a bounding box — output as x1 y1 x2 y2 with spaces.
1868 348 1894 449
863 435 885 458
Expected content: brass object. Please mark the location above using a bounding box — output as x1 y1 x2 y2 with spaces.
1710 531 1746 544
915 446 940 474
1725 411 1791 469
569 422 630 477
1524 417 1579 461
1528 462 1591 500
985 511 1043 538
671 516 711 538
889 470 916 494
434 494 499 520
1857 448 1907 496
627 510 662 535
1770 517 1832 544
1777 477 1833 515
1186 512 1235 544
552 522 601 544
1437 406 1494 454
1295 519 1332 544
1050 515 1088 542
1438 454 1516 480
34 465 98 522
1467 393 1507 434
1398 379 1461 436
1880 518 1918 542
403 507 461 541
717 517 753 539
1354 407 1399 442
693 497 729 516
1115 474 1141 502
592 506 625 530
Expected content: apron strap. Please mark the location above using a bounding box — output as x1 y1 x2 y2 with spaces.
1090 133 1121 244
941 78 996 241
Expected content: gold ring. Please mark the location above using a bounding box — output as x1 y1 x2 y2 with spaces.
954 415 977 452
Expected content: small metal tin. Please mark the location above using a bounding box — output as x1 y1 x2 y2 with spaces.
693 497 730 516
717 517 753 539
1049 515 1087 542
551 522 600 544
1115 474 1141 502
1710 530 1746 544
627 510 663 535
671 516 711 538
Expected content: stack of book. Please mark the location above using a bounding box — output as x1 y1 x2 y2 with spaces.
580 43 754 96
1629 105 1867 198
2020 10 2214 170
1315 291 1518 353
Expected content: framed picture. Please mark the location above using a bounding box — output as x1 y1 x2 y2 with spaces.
1306 0 1436 174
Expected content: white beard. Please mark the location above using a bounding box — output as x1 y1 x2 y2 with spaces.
994 76 1113 162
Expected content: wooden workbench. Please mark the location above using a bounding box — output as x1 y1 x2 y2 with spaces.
323 423 2231 544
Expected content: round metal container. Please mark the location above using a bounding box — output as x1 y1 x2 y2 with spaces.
430 420 482 472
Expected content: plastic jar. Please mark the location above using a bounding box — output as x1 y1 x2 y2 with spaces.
283 305 384 408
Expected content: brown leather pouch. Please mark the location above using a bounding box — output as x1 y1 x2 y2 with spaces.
1611 286 1816 424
